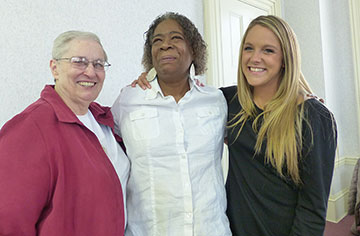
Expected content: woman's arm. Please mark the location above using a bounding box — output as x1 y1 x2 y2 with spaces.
290 101 337 235
0 116 50 235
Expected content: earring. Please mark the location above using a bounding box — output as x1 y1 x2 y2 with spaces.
146 67 157 82
189 63 195 80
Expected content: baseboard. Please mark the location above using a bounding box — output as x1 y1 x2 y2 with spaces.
327 189 349 223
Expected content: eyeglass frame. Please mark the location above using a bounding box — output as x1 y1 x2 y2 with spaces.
55 56 111 71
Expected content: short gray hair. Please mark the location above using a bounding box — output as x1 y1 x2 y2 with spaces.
52 30 108 61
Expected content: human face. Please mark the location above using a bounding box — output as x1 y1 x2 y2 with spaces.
241 25 283 93
50 39 106 115
151 19 193 80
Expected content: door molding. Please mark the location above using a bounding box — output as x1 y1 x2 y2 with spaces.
349 0 360 139
203 0 281 87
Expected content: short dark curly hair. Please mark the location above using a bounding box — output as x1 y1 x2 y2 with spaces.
142 12 207 75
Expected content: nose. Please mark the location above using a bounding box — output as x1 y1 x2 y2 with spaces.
250 50 262 63
83 63 97 77
160 38 173 50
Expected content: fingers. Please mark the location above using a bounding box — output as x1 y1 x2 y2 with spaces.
137 79 150 90
130 80 137 87
130 79 147 90
306 94 325 104
139 72 151 89
129 72 152 90
195 79 205 87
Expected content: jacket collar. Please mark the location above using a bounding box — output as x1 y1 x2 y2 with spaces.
41 85 114 128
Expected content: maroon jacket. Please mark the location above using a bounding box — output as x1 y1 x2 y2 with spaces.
0 85 125 235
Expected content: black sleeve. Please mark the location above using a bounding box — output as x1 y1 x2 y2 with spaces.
219 86 237 105
290 100 337 235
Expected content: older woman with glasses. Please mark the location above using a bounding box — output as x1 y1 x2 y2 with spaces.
0 30 129 236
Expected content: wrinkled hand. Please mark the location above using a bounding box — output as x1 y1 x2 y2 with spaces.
130 72 151 90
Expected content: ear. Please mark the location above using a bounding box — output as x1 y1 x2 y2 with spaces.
50 59 59 79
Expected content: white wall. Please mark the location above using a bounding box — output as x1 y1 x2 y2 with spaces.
283 0 359 222
282 1 326 98
283 0 359 159
0 0 204 127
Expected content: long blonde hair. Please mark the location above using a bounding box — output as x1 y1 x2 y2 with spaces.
229 15 313 185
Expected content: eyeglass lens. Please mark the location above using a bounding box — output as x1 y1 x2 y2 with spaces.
70 57 108 71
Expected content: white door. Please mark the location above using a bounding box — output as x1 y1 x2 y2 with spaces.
203 0 281 180
204 0 281 87
220 0 272 86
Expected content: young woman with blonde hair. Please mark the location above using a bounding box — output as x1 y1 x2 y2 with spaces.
222 15 337 235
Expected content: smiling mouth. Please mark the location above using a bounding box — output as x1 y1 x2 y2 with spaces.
78 81 96 87
249 67 265 72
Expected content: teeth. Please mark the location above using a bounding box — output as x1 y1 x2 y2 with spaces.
78 82 95 87
249 67 265 72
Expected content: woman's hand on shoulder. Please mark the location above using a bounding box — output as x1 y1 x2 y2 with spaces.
130 72 152 90
306 94 324 103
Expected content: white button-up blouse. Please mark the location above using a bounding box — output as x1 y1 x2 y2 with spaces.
112 77 231 236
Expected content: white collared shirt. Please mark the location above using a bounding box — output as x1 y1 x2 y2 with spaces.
77 110 130 227
112 78 231 236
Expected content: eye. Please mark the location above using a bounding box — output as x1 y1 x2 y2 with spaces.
152 38 162 44
243 46 253 51
171 35 183 40
93 60 105 69
71 57 88 67
264 48 275 54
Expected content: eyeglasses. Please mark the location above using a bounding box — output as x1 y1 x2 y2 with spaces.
55 56 111 71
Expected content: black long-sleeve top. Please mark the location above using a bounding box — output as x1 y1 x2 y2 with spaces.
221 86 337 236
